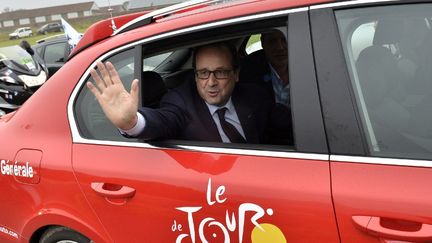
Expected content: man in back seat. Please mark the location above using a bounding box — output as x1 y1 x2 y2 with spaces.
240 29 289 107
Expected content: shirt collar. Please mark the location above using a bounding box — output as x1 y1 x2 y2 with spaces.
269 63 289 88
206 98 234 116
269 63 281 80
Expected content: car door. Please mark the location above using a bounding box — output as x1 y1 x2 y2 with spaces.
70 9 339 243
311 1 432 242
41 41 68 77
18 29 24 38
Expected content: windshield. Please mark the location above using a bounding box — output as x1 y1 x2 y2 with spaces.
0 45 38 73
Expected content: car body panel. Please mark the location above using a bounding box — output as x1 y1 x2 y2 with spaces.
311 1 432 242
1 0 432 242
331 158 432 242
0 47 110 242
72 144 339 242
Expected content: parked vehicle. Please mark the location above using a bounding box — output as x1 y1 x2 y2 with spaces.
0 45 47 115
33 35 71 78
1 0 432 242
8 27 33 40
37 22 63 35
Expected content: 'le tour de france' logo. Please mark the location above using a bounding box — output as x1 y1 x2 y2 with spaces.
171 178 287 243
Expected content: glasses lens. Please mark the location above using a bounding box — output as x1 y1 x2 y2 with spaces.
214 70 231 79
195 69 231 79
196 70 209 79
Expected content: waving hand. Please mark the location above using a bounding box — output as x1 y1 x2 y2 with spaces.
87 61 139 130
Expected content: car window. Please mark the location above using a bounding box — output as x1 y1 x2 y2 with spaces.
143 52 172 71
245 34 262 54
34 46 43 56
74 48 137 141
44 42 66 63
335 3 432 160
74 19 294 148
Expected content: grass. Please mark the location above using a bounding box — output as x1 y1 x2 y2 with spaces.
0 22 93 48
0 32 63 47
246 34 261 49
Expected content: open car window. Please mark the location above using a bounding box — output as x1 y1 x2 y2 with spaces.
73 16 299 150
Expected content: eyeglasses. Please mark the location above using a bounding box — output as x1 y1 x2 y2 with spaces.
195 69 233 80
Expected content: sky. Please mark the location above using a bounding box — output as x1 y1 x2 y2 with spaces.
0 0 126 11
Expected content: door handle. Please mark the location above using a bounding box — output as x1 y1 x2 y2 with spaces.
352 216 432 242
91 182 136 199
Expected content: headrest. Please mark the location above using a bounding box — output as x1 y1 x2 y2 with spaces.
356 45 399 106
142 71 167 108
373 18 404 45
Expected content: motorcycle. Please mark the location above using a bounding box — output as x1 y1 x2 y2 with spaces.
0 45 48 116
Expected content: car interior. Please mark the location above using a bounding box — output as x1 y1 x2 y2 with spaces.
338 7 432 157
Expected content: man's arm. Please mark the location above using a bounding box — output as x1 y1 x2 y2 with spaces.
87 62 139 130
87 62 189 141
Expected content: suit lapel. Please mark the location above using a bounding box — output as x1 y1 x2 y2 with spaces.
232 88 259 143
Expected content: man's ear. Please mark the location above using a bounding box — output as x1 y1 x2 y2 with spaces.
234 69 240 83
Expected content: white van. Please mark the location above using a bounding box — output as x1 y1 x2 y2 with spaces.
9 27 33 40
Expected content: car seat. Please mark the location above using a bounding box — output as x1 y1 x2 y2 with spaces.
354 45 432 153
238 49 275 99
375 17 432 95
356 45 410 132
142 71 167 108
373 17 403 47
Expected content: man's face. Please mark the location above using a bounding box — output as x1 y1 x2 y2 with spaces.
261 30 288 69
195 46 238 106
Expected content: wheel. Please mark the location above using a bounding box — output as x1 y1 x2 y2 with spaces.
43 31 47 35
39 226 91 243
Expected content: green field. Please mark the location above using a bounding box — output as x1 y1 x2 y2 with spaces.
0 22 92 48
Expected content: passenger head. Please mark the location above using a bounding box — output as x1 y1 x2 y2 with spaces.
398 17 430 60
193 42 239 106
19 40 34 55
261 29 288 69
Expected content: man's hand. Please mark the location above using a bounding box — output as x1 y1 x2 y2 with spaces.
87 61 139 130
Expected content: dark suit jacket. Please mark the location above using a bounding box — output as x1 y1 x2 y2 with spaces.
239 50 275 99
136 79 290 144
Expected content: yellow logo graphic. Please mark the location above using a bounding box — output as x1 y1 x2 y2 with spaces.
252 223 287 243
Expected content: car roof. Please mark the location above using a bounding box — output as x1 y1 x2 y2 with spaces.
69 0 340 58
35 34 68 45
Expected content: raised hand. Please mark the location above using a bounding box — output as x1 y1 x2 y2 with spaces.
87 61 139 130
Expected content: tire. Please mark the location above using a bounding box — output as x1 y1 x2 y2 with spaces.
43 31 47 35
39 226 91 243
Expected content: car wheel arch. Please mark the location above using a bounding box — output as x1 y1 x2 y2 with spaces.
21 210 109 243
30 225 91 243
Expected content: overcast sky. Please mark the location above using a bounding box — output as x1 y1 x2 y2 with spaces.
0 0 126 11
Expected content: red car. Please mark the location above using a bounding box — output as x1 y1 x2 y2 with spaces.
1 0 432 242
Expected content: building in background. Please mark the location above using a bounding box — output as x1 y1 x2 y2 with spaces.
0 0 186 33
126 0 184 11
0 2 125 31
